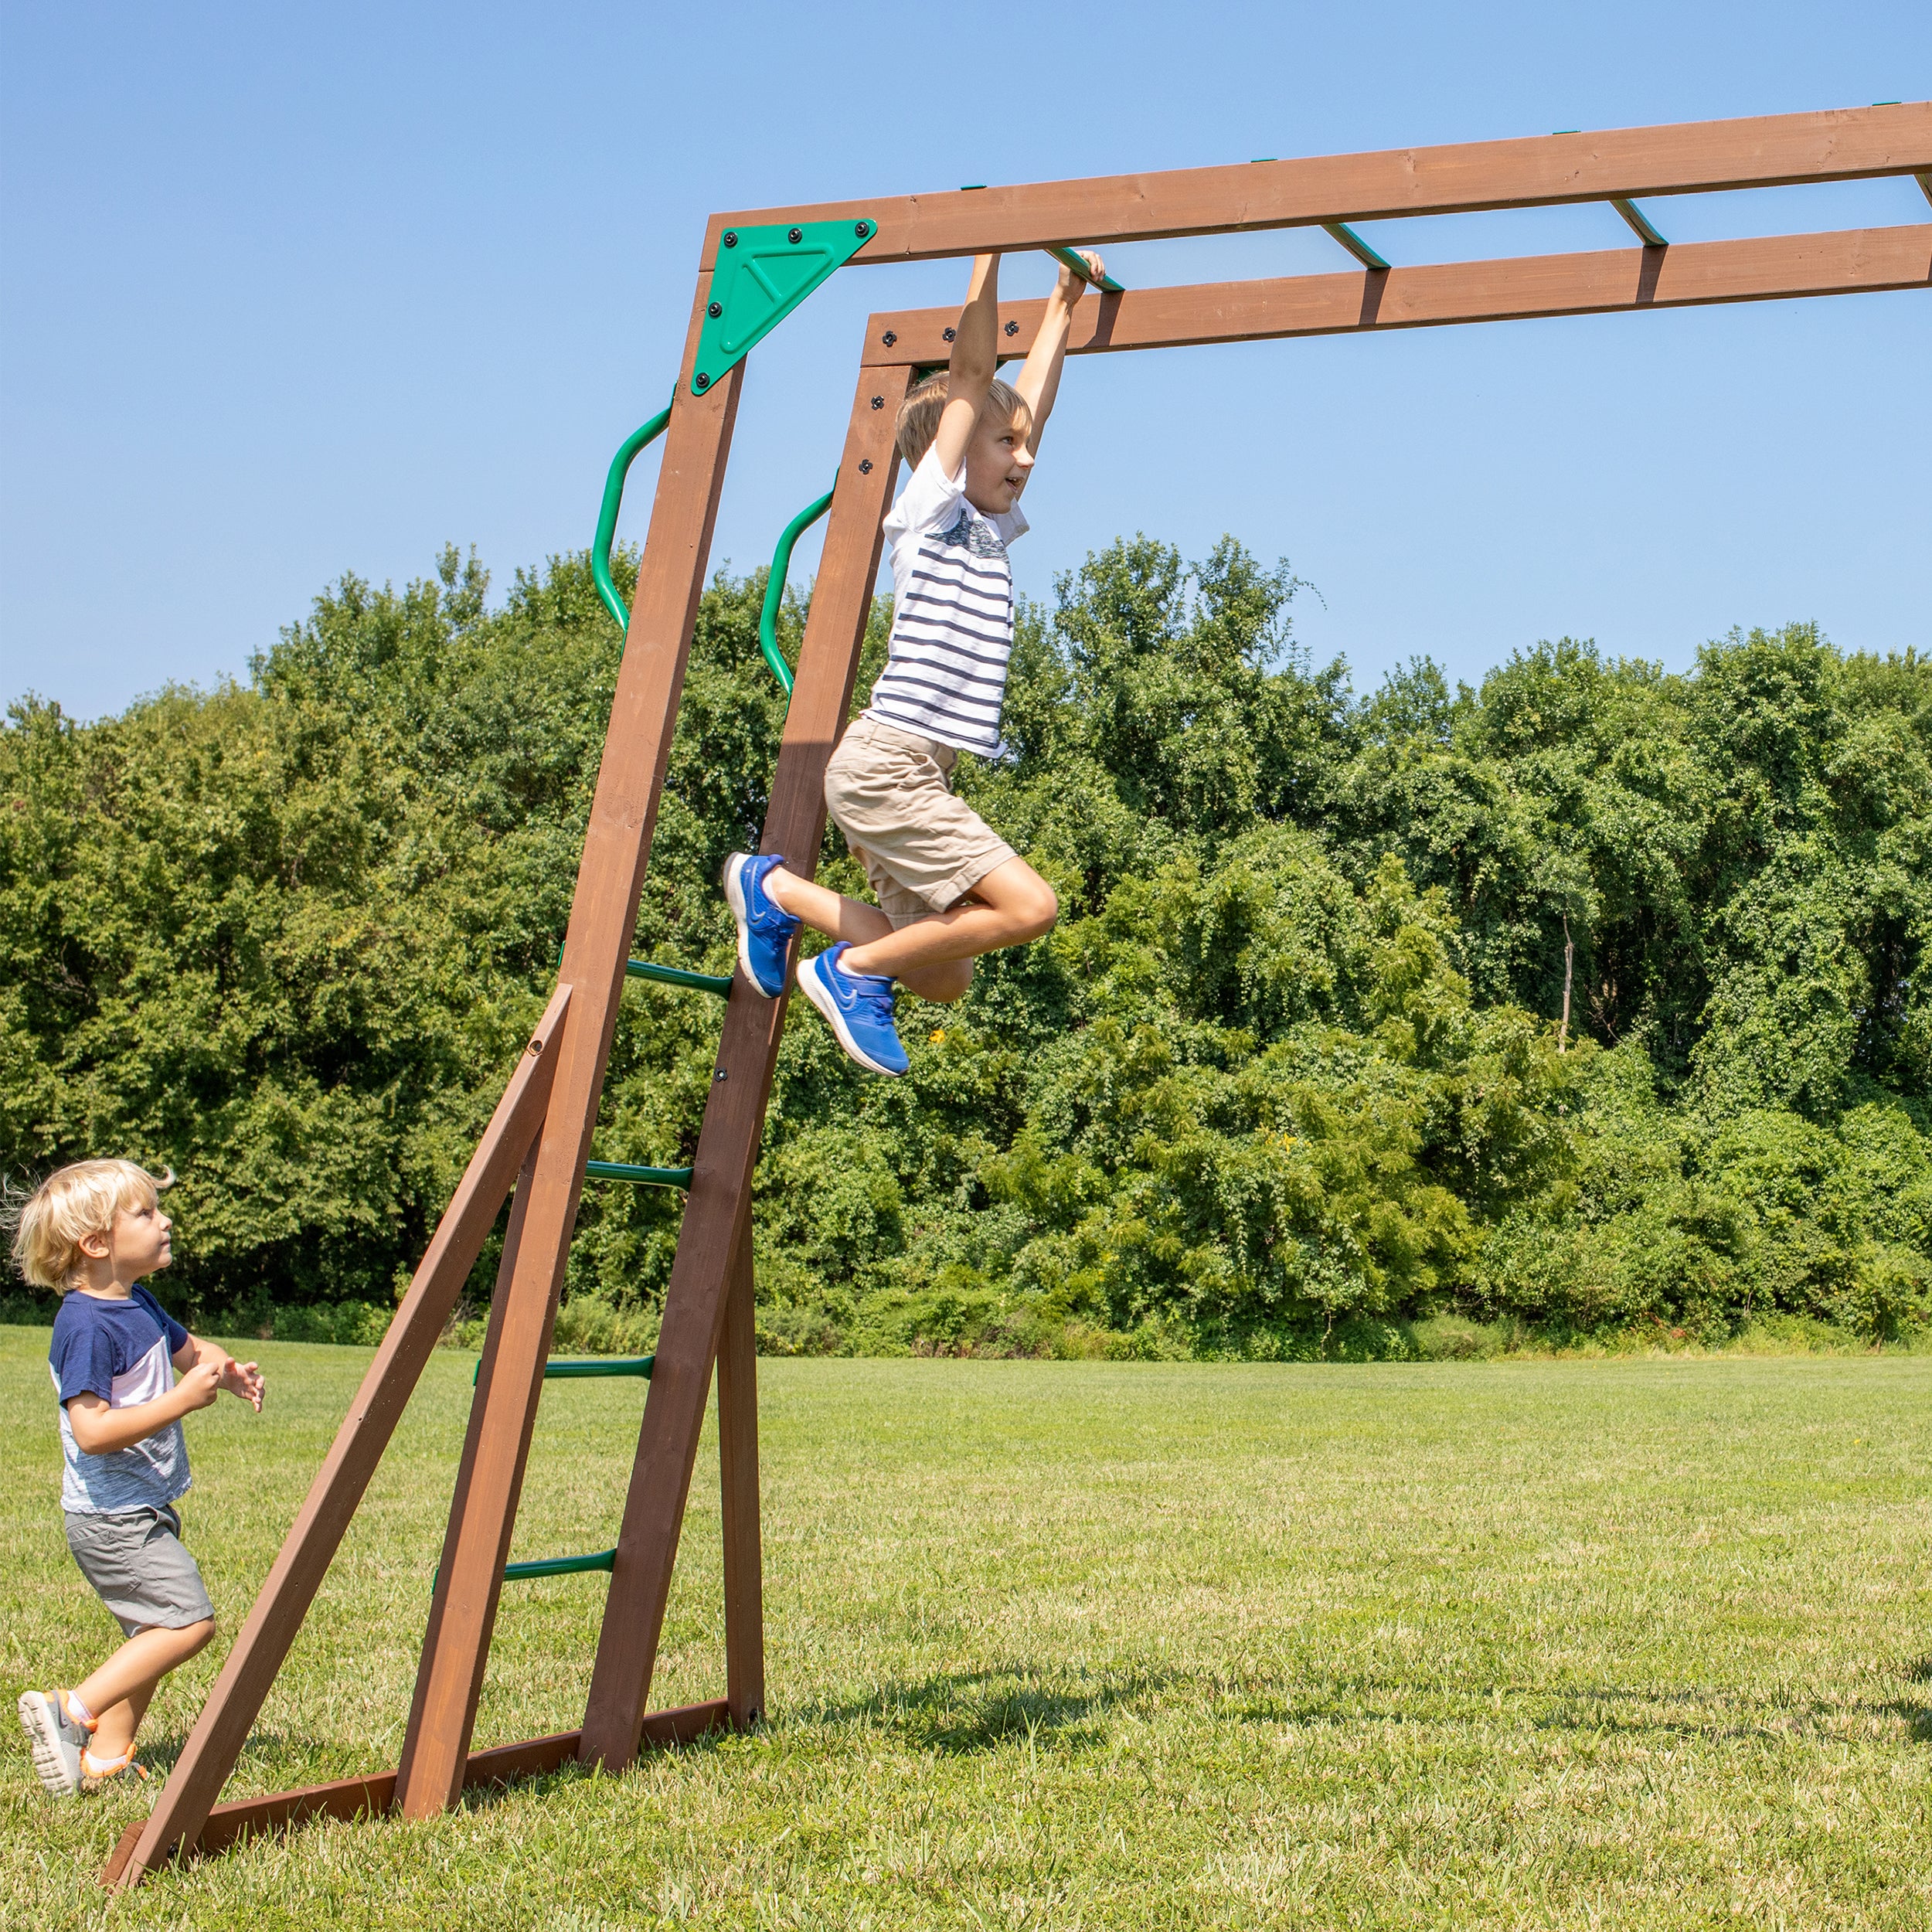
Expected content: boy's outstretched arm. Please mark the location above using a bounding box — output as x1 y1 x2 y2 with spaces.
1012 250 1104 454
176 1331 264 1410
930 254 1001 477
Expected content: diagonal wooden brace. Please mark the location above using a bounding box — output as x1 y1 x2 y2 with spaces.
578 354 913 1770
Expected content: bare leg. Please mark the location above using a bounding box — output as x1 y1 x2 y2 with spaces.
74 1619 215 1759
764 868 978 1004
836 857 1057 981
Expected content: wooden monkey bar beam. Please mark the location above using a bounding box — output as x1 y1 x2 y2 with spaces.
707 103 1932 265
859 223 1932 364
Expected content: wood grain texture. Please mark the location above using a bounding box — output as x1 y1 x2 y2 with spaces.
393 277 745 1821
393 1127 540 1802
108 987 571 1888
100 1703 728 1886
577 355 913 1772
859 224 1932 366
707 103 1932 264
717 1217 764 1727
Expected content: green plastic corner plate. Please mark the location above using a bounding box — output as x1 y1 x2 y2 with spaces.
692 218 877 396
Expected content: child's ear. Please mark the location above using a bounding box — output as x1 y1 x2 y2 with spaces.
77 1228 114 1260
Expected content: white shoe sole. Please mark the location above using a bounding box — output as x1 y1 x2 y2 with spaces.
723 855 786 998
18 1692 80 1798
798 956 903 1077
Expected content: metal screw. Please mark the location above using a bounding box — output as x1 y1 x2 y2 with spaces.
943 327 956 342
871 395 884 410
707 301 722 318
859 458 874 474
694 372 711 391
787 226 802 243
854 221 870 237
722 230 737 248
881 329 897 346
714 1066 728 1082
1005 320 1019 337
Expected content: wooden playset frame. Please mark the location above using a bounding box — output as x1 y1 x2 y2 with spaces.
107 101 1930 1887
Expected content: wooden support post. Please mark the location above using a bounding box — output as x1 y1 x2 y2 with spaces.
717 1214 764 1727
578 354 913 1771
107 986 571 1888
393 1125 540 1798
391 284 745 1821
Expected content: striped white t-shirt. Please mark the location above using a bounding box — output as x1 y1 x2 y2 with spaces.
865 449 1029 757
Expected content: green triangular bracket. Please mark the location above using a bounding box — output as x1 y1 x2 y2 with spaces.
691 217 877 396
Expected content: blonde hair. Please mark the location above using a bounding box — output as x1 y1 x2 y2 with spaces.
6 1160 173 1291
894 374 1031 469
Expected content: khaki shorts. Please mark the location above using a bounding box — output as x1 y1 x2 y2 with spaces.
824 715 1017 927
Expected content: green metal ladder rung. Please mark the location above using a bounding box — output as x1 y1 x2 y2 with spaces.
627 956 733 997
474 1352 655 1386
584 1159 692 1189
502 1547 617 1583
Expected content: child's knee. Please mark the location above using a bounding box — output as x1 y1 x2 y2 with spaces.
1019 881 1059 940
179 1617 216 1656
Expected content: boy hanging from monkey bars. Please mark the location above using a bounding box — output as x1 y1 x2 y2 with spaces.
723 247 1104 1074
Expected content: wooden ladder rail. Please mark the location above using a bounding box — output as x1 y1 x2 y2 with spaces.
578 354 913 1770
390 277 747 1818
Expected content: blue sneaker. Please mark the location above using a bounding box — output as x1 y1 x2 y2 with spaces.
798 944 909 1077
723 852 800 998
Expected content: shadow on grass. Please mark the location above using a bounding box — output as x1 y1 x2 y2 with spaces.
1231 1675 1932 1744
803 1665 1180 1756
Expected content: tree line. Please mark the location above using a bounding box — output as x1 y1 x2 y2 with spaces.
3 537 1927 1355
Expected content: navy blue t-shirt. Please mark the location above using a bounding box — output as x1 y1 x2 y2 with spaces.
47 1285 192 1515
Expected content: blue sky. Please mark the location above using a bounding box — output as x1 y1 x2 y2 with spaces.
2 2 1926 719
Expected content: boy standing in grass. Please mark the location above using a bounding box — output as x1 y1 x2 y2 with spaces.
723 248 1104 1075
10 1159 263 1797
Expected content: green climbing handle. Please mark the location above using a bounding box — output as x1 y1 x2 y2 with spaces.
593 403 672 631
758 485 835 696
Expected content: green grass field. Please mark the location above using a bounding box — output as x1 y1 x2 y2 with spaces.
2 1326 1927 1930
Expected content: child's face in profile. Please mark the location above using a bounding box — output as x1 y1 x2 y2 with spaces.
77 1197 172 1289
961 403 1034 517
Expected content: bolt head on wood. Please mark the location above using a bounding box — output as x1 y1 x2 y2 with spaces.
881 329 896 346
859 458 873 473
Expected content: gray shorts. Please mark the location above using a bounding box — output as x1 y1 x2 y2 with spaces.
825 715 1017 925
65 1502 214 1636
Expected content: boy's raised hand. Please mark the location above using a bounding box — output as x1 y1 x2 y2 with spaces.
179 1359 223 1413
221 1358 265 1411
1055 250 1106 302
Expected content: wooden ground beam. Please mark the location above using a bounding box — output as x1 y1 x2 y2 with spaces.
577 355 913 1771
391 281 747 1821
108 985 572 1888
709 101 1931 264
102 1702 730 1887
858 223 1932 365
